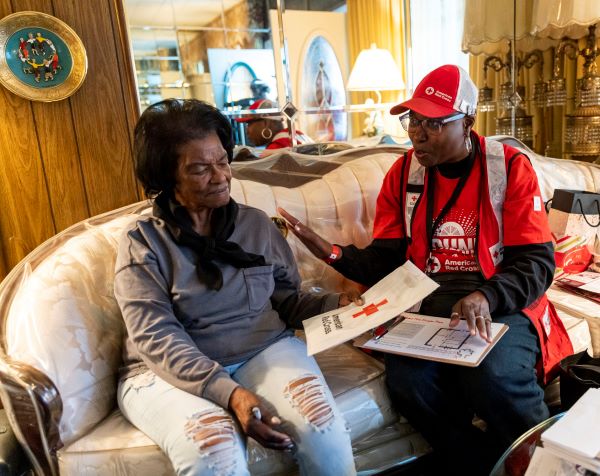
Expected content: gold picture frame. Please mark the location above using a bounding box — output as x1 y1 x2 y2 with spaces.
0 11 87 102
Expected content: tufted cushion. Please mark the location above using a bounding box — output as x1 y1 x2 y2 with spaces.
5 215 139 445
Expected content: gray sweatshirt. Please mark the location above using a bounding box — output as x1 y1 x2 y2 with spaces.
114 203 339 408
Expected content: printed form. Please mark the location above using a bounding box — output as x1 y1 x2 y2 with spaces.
358 313 508 366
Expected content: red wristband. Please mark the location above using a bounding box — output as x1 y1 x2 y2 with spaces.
323 244 342 265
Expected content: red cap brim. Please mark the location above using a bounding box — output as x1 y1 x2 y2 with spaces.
390 97 456 118
234 116 259 123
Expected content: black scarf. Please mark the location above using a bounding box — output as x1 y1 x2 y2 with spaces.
153 193 266 290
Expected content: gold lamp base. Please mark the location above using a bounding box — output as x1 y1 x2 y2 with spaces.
496 114 534 149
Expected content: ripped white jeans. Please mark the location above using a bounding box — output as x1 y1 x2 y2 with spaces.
117 336 356 476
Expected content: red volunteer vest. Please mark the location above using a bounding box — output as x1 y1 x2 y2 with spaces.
399 135 572 383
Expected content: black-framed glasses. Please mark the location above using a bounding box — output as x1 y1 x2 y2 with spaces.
399 113 466 135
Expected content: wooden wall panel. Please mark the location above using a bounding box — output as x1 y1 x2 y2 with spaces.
0 80 56 268
0 0 140 281
52 0 139 216
31 100 90 231
0 1 53 270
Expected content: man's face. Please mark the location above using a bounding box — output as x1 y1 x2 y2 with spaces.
408 112 470 167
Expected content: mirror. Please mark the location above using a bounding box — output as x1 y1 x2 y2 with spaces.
125 0 277 110
124 1 471 148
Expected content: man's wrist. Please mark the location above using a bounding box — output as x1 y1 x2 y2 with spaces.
323 244 342 264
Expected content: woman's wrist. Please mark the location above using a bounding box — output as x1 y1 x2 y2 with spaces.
323 244 342 264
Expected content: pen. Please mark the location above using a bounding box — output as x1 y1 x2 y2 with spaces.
251 406 262 421
373 315 405 340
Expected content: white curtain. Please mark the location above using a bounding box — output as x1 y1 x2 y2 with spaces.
409 0 469 91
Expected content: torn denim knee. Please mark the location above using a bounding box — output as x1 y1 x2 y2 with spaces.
284 374 335 430
184 408 239 476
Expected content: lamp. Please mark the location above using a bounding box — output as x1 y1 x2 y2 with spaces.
347 44 404 136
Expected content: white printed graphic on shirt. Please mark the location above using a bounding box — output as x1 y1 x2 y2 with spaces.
430 209 478 273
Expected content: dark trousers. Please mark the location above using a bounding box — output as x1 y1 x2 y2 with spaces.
385 295 549 476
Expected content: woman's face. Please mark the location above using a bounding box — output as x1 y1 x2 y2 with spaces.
409 111 472 167
173 132 231 212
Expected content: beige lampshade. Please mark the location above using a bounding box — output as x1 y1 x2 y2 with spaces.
532 0 600 39
346 44 405 92
462 0 556 55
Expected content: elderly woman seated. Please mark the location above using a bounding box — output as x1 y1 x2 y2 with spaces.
114 99 358 476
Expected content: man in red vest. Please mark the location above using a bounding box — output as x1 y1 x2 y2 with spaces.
278 64 573 475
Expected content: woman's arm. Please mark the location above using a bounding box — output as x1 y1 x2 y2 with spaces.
115 235 238 409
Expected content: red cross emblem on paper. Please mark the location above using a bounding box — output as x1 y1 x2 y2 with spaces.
352 299 389 318
493 250 499 258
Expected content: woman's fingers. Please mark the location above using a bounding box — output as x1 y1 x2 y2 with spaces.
246 418 295 451
228 388 295 451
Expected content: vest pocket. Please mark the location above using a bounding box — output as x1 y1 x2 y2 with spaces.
243 265 275 312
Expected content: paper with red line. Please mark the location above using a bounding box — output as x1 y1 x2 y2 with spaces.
303 261 439 356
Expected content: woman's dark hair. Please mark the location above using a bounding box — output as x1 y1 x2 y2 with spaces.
134 99 234 197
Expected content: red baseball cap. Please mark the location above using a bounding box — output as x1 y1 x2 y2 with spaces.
390 64 477 118
235 99 277 123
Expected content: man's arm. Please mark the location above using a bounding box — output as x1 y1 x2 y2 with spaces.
479 151 555 315
478 242 555 315
332 238 407 286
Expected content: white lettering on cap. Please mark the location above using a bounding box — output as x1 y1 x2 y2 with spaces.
434 90 452 103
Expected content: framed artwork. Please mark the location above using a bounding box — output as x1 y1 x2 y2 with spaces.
0 11 87 102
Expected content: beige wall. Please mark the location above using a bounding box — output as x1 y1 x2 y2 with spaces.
0 0 140 281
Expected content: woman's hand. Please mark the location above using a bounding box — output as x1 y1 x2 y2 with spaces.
228 386 295 451
277 207 333 260
449 291 493 343
338 289 364 307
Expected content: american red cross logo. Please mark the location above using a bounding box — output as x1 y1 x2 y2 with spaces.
411 195 417 203
493 250 499 258
352 299 389 318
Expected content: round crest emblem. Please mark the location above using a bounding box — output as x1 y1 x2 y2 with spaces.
425 86 435 95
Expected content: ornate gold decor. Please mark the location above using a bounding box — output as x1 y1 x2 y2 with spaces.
0 11 87 102
558 25 600 161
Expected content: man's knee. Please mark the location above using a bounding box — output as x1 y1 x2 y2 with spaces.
385 355 441 400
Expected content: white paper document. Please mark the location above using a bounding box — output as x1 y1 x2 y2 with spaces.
357 312 508 366
302 261 438 356
542 388 600 473
524 446 598 476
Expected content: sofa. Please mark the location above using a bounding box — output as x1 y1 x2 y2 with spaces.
0 139 596 476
